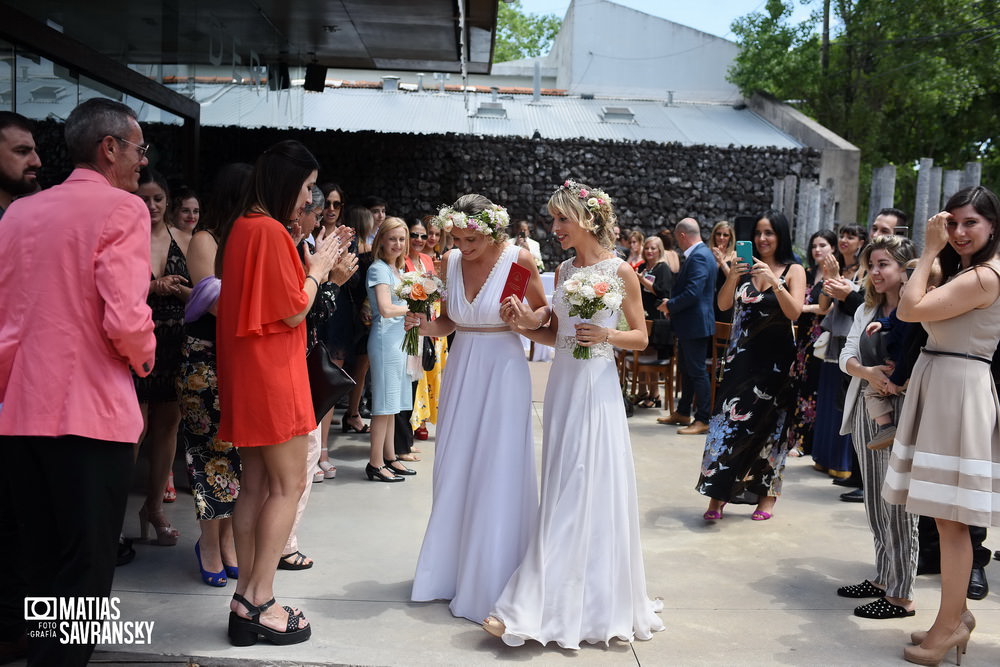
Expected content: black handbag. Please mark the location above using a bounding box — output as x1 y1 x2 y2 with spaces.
306 341 356 422
421 337 437 371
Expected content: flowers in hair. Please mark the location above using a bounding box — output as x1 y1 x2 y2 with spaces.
433 204 509 242
561 180 612 214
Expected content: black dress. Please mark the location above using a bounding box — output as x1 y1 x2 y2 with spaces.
135 233 189 403
696 266 796 503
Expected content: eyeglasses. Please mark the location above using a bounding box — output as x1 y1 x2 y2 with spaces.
324 201 343 210
111 136 150 158
410 233 428 240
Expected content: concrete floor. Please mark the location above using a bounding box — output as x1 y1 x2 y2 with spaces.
68 362 1000 665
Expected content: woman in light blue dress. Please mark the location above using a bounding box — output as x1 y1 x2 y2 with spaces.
365 217 414 482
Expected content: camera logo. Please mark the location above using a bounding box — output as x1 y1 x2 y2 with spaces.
24 597 57 621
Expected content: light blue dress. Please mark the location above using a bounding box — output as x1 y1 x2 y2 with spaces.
366 259 412 415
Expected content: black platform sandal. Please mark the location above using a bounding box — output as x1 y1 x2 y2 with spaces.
228 593 311 646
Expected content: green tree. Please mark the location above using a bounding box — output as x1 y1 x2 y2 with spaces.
729 0 1000 218
494 0 562 63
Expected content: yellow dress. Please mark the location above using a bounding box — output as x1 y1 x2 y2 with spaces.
411 301 448 428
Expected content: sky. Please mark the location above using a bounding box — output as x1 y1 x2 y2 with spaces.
518 0 816 41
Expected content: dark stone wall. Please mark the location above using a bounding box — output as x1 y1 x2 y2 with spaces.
29 119 821 270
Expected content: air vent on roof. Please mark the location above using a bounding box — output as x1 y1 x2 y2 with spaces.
381 76 399 92
601 106 635 123
475 102 507 119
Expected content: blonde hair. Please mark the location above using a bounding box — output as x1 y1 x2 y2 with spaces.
860 235 917 308
643 236 666 264
711 220 735 253
547 182 617 250
372 216 408 269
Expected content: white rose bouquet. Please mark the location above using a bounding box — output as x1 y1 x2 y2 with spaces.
561 268 625 359
394 271 446 355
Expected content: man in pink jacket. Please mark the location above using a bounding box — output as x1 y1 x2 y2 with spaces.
0 98 155 667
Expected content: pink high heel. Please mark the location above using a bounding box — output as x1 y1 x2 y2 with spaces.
703 502 726 521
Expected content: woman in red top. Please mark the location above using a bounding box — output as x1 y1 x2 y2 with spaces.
215 140 341 646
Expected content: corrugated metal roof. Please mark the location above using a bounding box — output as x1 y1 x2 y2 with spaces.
186 84 802 149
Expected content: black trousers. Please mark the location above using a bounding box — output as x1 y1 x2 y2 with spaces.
677 336 712 423
917 515 991 570
0 435 133 667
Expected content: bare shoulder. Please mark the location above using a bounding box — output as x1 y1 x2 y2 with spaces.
786 263 807 279
515 246 536 269
617 260 640 285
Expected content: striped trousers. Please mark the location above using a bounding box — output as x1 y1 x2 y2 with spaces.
851 391 918 600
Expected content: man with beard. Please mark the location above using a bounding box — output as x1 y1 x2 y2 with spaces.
0 112 41 218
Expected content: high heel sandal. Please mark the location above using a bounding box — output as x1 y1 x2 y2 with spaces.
703 502 726 521
138 505 179 546
163 471 177 503
637 396 662 409
365 463 403 482
228 593 310 646
224 563 239 579
384 458 416 476
195 540 227 587
903 623 969 666
342 413 370 434
911 611 975 649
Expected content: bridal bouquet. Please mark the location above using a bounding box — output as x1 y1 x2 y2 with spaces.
562 269 625 359
395 271 446 355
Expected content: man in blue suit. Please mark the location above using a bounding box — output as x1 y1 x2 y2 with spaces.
656 218 715 434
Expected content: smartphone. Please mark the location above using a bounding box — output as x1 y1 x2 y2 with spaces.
735 240 754 265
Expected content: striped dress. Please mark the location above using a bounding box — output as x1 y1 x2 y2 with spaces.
882 261 1000 527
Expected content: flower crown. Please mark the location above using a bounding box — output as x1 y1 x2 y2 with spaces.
560 179 612 214
434 203 510 241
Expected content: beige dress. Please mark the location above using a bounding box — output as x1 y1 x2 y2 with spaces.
882 260 1000 526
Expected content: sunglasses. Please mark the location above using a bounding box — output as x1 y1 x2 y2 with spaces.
325 201 343 210
410 233 428 240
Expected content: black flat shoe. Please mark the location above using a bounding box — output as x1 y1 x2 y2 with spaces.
840 488 864 503
384 458 416 476
837 580 884 598
228 594 310 646
967 565 989 600
365 463 403 482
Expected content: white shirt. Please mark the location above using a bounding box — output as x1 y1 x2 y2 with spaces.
684 240 704 259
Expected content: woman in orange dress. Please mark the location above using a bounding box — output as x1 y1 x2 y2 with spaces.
215 140 342 646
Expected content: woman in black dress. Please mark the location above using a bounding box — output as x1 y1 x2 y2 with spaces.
697 211 805 521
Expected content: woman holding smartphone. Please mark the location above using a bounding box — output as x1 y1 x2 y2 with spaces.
697 210 805 522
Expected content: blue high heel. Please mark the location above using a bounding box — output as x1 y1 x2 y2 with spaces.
195 540 228 587
224 564 239 579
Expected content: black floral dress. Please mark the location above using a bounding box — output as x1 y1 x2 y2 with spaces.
135 234 189 403
696 267 797 503
178 310 241 520
783 276 824 455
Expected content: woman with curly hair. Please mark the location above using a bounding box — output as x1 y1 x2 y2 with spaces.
484 180 664 649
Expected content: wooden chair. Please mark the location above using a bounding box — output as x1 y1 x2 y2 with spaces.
622 320 676 414
709 321 732 410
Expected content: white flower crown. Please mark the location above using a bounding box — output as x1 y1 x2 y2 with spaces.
434 203 510 241
560 179 612 214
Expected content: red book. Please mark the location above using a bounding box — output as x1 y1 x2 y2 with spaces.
499 261 531 304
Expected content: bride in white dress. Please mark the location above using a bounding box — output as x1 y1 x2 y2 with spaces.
408 194 549 622
485 180 664 649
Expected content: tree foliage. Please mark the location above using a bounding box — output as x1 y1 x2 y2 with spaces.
494 0 562 63
729 0 1000 218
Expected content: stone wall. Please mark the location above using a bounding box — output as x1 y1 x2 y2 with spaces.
29 120 821 270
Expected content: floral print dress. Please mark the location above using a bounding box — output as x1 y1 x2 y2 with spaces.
696 267 797 503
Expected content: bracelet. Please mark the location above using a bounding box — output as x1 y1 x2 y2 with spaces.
530 306 551 330
306 275 321 289
604 330 610 344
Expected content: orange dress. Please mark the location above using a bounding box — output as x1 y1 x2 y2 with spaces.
217 214 314 447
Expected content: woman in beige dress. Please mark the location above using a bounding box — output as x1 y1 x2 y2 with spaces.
882 185 1000 665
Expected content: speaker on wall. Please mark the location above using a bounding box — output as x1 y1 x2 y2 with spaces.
304 64 327 92
267 63 290 91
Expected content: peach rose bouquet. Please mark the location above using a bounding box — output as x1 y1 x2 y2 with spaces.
562 268 625 359
394 271 446 354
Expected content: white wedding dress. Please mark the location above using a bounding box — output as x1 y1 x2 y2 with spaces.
411 244 538 622
491 256 664 649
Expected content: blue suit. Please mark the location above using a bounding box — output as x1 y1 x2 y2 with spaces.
668 241 716 422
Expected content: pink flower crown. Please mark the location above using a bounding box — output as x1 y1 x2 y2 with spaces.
560 179 612 214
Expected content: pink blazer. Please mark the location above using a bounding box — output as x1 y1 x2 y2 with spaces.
0 168 155 443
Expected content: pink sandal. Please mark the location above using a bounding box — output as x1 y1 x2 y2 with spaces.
751 510 773 521
703 503 726 521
